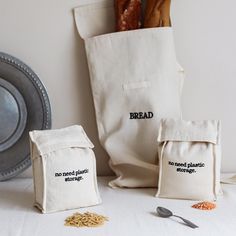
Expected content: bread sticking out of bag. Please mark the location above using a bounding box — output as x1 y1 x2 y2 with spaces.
159 0 171 27
144 0 171 28
144 0 163 28
115 0 142 31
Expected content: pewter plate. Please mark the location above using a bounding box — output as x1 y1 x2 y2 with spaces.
0 52 51 181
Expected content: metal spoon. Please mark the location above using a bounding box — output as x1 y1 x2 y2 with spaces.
156 206 199 229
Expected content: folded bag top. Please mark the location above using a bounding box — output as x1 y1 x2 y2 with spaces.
156 119 221 201
157 119 220 144
30 125 94 158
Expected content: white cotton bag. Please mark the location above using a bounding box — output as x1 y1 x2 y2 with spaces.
74 1 184 188
156 119 222 201
29 125 101 213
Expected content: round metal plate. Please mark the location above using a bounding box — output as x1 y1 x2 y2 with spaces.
0 78 27 151
0 52 51 181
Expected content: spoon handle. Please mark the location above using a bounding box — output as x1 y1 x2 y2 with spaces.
172 215 199 229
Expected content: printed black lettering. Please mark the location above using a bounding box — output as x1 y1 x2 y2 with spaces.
133 113 139 119
129 112 154 120
143 112 148 119
148 112 154 118
130 113 135 119
55 173 62 177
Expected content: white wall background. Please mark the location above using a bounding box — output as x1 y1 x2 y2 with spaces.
0 0 235 176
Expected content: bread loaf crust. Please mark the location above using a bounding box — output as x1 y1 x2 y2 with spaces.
144 0 171 28
115 0 142 31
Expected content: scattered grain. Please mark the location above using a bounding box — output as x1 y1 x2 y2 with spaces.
192 201 216 210
65 212 108 228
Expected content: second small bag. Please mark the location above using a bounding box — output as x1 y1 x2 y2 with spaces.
156 119 222 201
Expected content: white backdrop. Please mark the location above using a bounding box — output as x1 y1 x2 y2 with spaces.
0 0 235 176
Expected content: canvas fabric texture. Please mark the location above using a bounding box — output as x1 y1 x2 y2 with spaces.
156 119 222 200
29 125 101 213
74 1 184 188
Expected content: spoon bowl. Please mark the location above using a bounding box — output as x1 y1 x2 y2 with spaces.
156 206 173 218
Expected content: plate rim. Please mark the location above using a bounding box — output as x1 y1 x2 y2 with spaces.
0 52 51 180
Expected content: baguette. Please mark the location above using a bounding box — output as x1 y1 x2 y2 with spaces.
115 0 142 31
159 0 171 27
144 0 171 28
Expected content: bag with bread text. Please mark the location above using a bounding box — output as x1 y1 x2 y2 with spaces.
156 119 222 200
74 0 184 188
29 125 101 213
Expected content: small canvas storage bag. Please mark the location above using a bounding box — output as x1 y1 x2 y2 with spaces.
74 1 184 188
29 125 101 213
156 119 221 201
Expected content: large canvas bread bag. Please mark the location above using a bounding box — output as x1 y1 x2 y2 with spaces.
29 125 101 213
74 1 184 188
156 119 222 200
